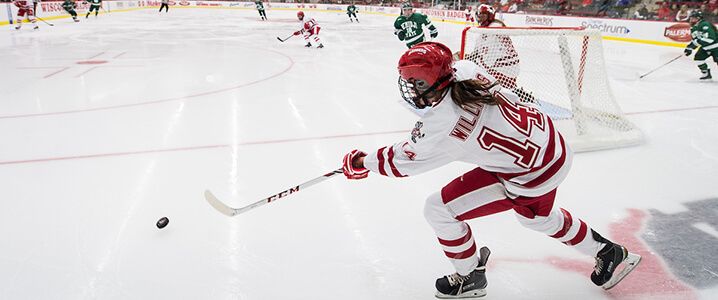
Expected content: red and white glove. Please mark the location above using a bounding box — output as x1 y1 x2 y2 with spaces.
342 150 368 180
293 30 303 36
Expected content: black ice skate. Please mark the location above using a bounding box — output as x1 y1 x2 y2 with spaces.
435 246 490 299
590 235 641 290
15 25 21 30
700 69 712 80
305 42 312 47
317 44 324 48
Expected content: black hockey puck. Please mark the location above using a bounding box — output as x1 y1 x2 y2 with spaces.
156 217 169 229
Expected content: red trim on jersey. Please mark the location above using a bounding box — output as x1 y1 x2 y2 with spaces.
565 220 588 246
438 227 473 247
550 208 573 239
377 146 387 176
386 146 406 177
523 133 567 188
444 243 477 260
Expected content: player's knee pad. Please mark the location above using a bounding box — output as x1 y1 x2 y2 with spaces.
424 191 454 225
515 207 564 234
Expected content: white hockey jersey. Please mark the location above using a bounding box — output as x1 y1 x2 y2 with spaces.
364 61 571 197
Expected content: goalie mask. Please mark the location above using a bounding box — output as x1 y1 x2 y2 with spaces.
477 4 495 27
397 42 454 109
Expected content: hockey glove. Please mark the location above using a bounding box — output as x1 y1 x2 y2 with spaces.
293 30 302 36
342 150 369 180
396 30 406 41
684 47 693 56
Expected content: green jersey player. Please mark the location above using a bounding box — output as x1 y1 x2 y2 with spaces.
62 0 79 22
347 4 358 23
684 11 718 80
255 1 266 21
85 0 101 19
394 3 438 48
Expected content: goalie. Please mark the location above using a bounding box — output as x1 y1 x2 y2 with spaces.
467 4 519 89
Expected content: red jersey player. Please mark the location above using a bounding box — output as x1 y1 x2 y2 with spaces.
293 11 324 48
341 42 641 299
13 0 38 30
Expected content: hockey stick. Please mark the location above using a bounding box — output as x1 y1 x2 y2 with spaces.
35 16 54 26
277 34 294 42
205 169 343 217
639 54 682 79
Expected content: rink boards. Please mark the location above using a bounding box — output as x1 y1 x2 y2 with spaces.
3 0 716 48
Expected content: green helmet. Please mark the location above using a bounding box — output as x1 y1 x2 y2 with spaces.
401 2 413 10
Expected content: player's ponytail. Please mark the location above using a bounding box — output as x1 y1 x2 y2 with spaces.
450 79 499 107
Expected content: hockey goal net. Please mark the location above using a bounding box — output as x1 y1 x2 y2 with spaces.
460 27 643 152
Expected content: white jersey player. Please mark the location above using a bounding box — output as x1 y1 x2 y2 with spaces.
463 6 475 26
293 11 323 48
341 42 641 299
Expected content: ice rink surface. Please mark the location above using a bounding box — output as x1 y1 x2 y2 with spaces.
1 7 717 300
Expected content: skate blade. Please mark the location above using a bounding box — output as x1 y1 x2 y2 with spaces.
602 252 641 290
435 289 487 299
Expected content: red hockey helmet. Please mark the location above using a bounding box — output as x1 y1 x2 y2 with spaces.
297 11 304 20
477 4 495 26
397 42 454 109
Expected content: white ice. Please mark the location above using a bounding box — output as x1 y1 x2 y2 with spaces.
1 8 717 300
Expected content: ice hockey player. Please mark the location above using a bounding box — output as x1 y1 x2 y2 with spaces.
684 10 718 80
294 11 323 48
464 6 474 26
347 3 359 23
341 42 641 299
394 2 438 48
467 3 520 90
13 0 38 30
475 4 505 27
255 0 267 21
159 0 169 13
62 0 80 22
85 0 101 19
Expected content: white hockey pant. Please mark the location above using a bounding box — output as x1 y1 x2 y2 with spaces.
424 167 605 276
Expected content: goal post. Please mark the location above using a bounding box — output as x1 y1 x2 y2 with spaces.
460 26 643 152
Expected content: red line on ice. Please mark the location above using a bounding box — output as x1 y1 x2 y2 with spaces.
0 130 408 166
43 67 70 79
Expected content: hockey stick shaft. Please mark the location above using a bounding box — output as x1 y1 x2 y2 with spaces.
639 55 682 79
205 169 343 217
35 16 54 26
277 34 294 42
